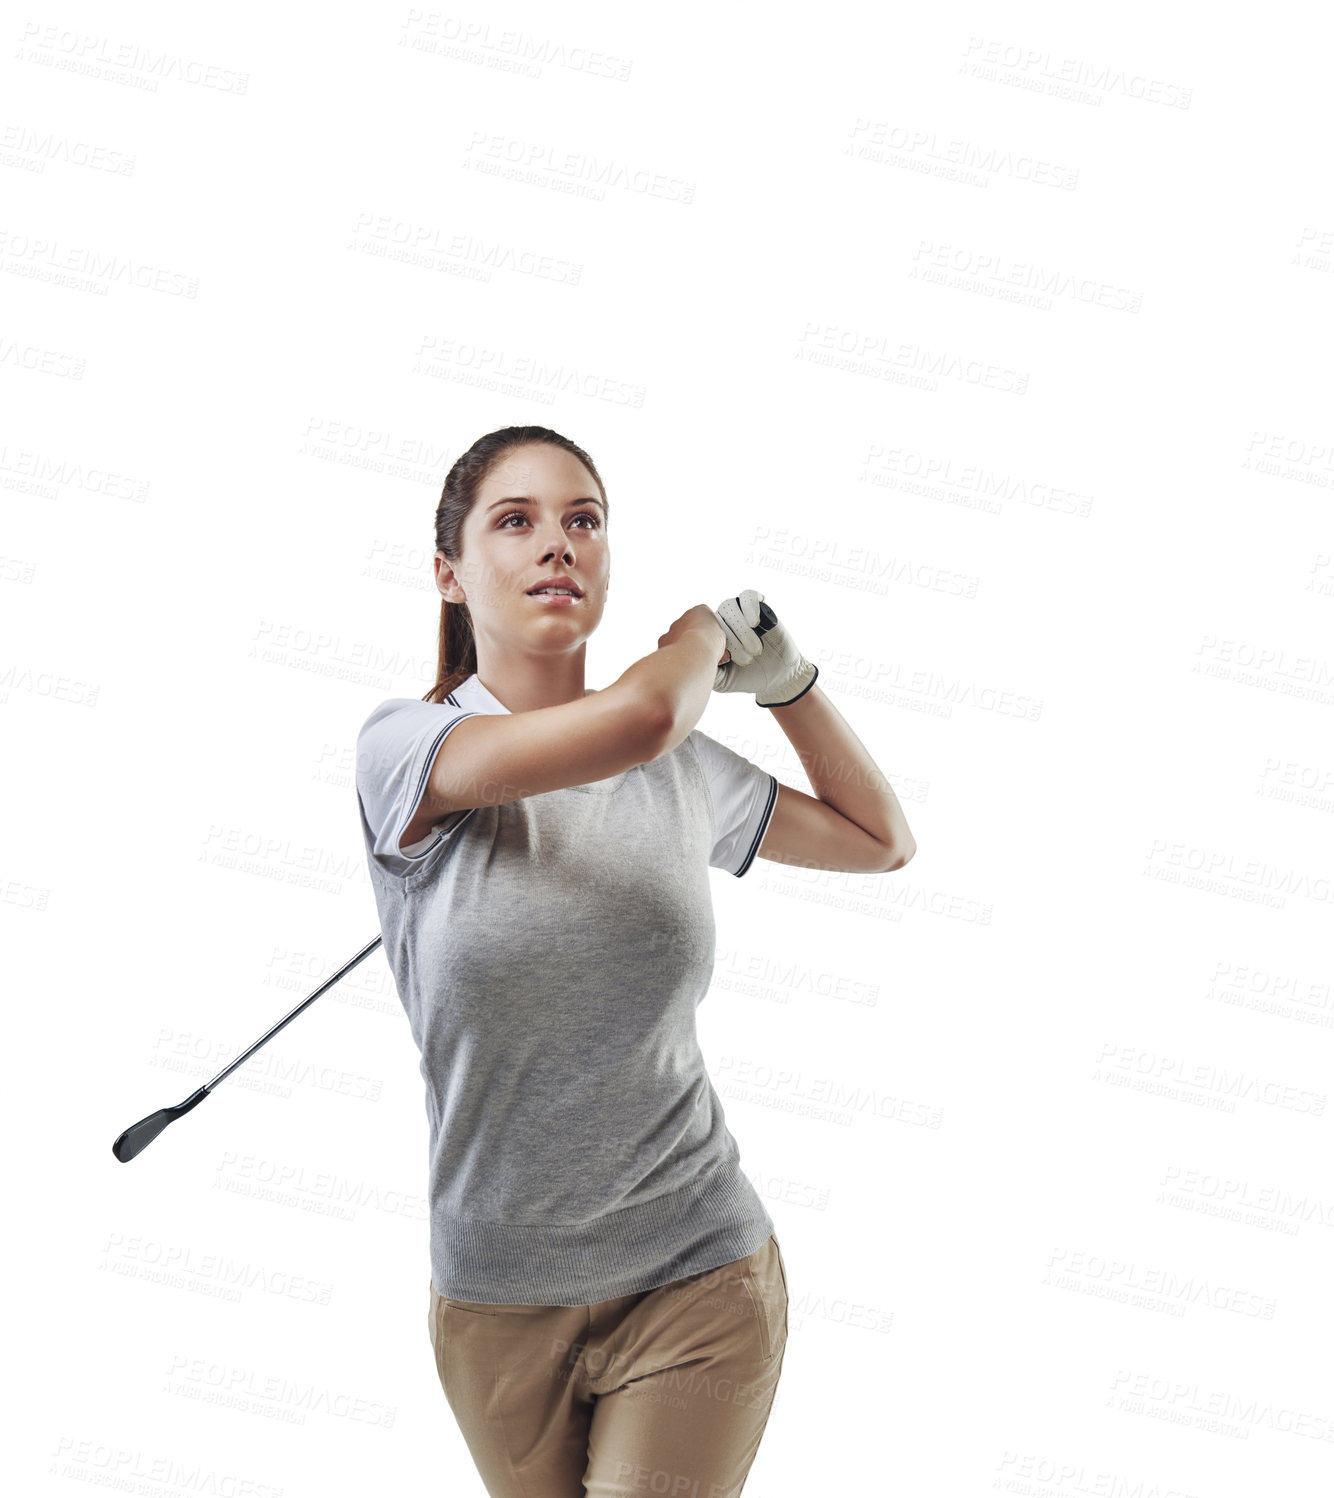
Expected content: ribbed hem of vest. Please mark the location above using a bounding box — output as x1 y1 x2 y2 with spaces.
428 1157 776 1306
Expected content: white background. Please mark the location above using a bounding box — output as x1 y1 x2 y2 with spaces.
6 3 1333 1495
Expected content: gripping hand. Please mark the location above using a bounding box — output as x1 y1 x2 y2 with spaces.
712 589 819 707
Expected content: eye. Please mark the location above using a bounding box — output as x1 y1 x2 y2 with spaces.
498 510 601 530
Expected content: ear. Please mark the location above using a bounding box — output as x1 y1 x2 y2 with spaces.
435 551 464 604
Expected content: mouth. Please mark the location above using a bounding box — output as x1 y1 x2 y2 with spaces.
526 589 582 604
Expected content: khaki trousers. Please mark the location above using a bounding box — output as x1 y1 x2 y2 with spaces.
427 1233 789 1498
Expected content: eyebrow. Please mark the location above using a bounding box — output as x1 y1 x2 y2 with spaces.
485 495 605 513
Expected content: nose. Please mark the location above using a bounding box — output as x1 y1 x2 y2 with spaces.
538 532 575 565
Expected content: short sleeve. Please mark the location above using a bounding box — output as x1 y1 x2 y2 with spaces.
355 699 480 877
688 729 779 878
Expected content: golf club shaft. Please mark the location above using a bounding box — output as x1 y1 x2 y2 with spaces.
203 934 384 1091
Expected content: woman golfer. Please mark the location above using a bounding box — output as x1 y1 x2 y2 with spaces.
354 426 916 1497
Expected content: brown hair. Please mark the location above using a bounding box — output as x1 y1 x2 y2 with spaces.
421 426 610 704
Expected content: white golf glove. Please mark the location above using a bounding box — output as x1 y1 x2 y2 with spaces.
712 588 819 707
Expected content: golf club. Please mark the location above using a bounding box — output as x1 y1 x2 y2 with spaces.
112 600 779 1164
112 934 384 1162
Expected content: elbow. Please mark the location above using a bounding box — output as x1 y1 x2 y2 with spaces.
879 839 916 873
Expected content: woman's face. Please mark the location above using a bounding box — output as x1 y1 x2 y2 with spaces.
435 442 610 661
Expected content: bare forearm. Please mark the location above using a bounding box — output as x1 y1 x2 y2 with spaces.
614 631 720 752
767 683 916 858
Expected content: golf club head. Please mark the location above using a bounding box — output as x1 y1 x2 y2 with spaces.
112 1086 209 1162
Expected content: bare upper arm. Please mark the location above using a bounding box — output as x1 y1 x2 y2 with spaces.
757 781 909 873
398 686 671 853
